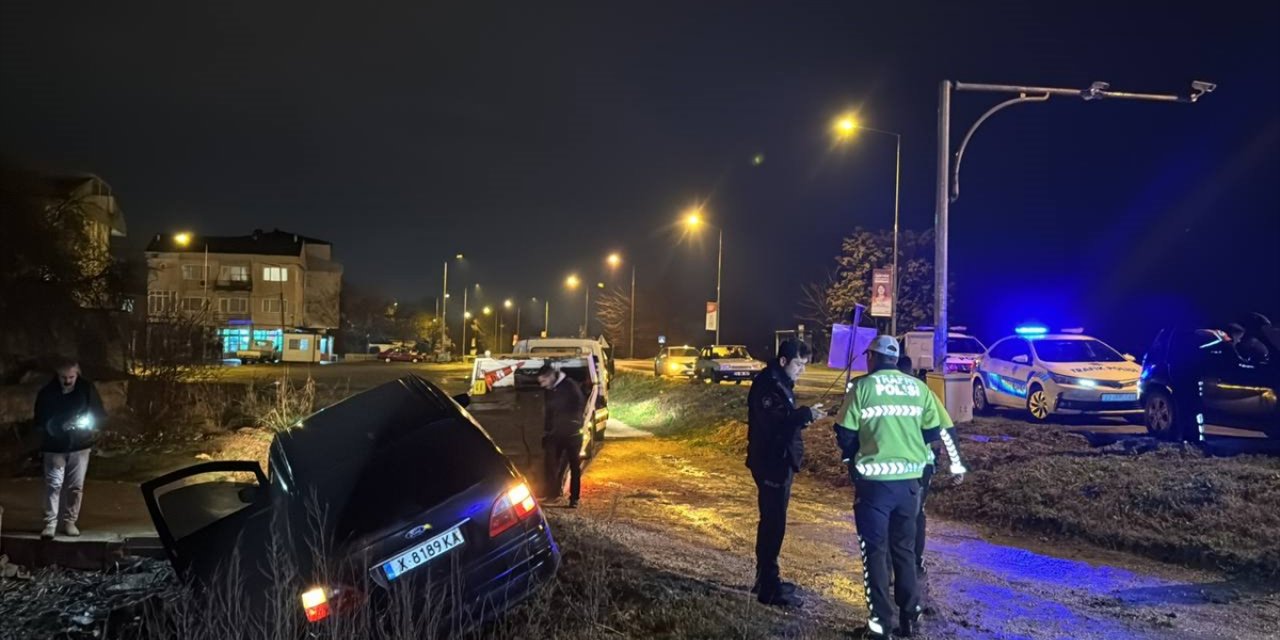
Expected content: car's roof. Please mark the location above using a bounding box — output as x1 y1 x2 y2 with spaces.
998 333 1098 341
271 375 467 484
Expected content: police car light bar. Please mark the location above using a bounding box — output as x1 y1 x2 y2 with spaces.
1015 326 1048 335
1060 327 1086 334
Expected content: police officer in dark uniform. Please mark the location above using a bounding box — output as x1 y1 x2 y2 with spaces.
746 339 823 606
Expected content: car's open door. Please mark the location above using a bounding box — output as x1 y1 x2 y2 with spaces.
140 460 274 585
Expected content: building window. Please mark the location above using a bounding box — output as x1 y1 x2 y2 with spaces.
288 338 310 351
219 297 249 314
220 265 250 282
263 266 289 282
263 298 289 314
180 296 206 312
181 265 205 281
148 291 177 315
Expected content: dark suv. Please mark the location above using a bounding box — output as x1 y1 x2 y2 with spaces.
141 375 559 631
1139 327 1279 441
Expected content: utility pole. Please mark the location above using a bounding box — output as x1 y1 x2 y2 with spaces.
629 264 637 359
461 286 468 358
714 228 723 345
932 79 1215 369
441 261 448 355
544 300 550 337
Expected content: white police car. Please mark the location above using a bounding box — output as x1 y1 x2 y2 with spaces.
972 327 1142 422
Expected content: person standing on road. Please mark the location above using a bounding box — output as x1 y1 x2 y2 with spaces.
896 352 937 578
834 336 966 639
746 339 823 607
34 359 106 540
537 363 587 508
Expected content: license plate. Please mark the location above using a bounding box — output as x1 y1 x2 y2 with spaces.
1101 393 1137 402
381 525 466 581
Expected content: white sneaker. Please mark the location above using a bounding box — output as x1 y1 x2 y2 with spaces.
41 524 56 540
64 522 81 537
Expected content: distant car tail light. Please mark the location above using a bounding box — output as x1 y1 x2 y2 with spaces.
489 482 539 538
301 587 330 623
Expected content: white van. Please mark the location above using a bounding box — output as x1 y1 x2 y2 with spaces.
513 337 613 388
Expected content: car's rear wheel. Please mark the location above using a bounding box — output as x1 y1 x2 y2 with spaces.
1026 385 1051 423
1143 389 1184 441
973 379 992 416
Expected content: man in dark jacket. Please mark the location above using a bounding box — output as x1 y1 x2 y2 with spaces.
538 363 588 508
34 359 106 540
746 339 822 606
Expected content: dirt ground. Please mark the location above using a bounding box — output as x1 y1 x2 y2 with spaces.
564 425 1280 639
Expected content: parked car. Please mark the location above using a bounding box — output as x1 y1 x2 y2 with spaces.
236 340 280 364
695 345 764 384
140 375 559 631
972 327 1142 422
898 327 986 376
654 346 699 378
379 348 425 363
1139 326 1279 441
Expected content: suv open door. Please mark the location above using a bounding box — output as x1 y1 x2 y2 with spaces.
140 460 274 585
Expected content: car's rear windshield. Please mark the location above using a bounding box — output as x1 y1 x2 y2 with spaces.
1032 339 1125 363
667 347 697 357
316 417 508 542
712 346 751 359
948 337 985 354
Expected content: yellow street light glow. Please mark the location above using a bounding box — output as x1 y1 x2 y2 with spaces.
607 253 621 267
174 232 193 247
597 282 605 289
503 299 513 309
482 306 492 315
464 311 472 319
834 114 859 138
683 209 703 228
566 275 580 288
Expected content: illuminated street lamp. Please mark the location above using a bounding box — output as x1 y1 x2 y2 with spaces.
833 112 903 334
682 208 724 344
565 274 591 338
173 231 210 315
606 253 638 359
441 253 465 358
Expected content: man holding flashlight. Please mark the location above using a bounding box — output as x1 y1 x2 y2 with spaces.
34 359 105 540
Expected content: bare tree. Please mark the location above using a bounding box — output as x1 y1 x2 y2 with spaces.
594 287 630 346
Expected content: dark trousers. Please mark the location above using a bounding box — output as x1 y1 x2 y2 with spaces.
854 478 921 631
543 433 584 501
751 466 794 593
916 463 935 569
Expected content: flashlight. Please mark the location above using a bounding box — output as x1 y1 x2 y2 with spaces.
75 414 94 431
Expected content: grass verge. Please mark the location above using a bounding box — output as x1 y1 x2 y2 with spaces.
608 374 1280 578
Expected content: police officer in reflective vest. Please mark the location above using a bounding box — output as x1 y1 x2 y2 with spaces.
833 336 966 639
746 339 823 606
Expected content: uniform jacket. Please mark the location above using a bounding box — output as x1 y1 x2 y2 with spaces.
747 363 814 473
543 374 587 439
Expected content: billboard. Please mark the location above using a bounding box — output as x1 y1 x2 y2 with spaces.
870 268 893 318
705 301 719 331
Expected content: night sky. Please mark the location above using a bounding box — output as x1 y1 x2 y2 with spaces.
3 1 1277 355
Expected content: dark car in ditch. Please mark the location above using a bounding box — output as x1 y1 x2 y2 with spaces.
1140 326 1279 441
140 375 560 632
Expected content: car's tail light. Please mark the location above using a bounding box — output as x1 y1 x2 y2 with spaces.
489 482 539 538
301 587 330 623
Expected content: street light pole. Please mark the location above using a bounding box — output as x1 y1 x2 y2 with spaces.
932 78 1215 369
891 133 901 336
715 228 723 345
629 264 636 359
544 300 550 337
441 260 449 353
461 286 469 358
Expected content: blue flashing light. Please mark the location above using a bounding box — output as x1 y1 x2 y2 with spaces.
1015 326 1048 336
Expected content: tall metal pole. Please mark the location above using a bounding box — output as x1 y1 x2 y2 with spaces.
629 264 636 358
583 288 590 338
933 80 952 370
515 306 521 341
715 228 723 344
461 287 468 358
441 261 448 353
891 134 902 337
544 300 550 337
